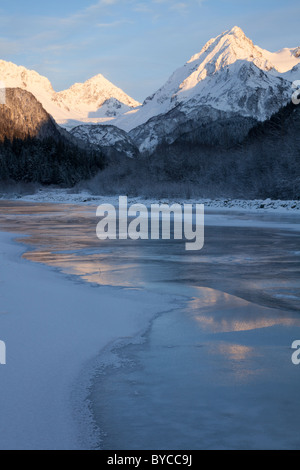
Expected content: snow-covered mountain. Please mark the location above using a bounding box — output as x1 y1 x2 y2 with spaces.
0 60 140 125
70 124 139 159
87 26 298 154
55 74 140 122
111 26 299 139
1 27 299 155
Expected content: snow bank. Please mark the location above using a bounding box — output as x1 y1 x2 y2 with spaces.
0 231 174 449
2 188 299 213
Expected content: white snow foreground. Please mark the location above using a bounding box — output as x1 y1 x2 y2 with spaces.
0 232 173 450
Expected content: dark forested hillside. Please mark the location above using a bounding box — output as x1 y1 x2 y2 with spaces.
82 102 300 200
0 88 61 142
0 87 299 198
0 88 105 186
0 137 105 186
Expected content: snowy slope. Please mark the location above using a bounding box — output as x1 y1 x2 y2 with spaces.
0 60 140 124
255 46 300 73
281 64 300 83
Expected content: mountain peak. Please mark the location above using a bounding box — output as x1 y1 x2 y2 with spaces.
186 26 275 77
0 60 54 93
110 26 296 133
228 25 246 37
85 73 108 84
61 73 115 92
58 73 141 112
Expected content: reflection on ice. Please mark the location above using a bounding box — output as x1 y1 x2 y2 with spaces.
217 343 254 361
210 343 261 383
1 201 300 449
188 287 300 333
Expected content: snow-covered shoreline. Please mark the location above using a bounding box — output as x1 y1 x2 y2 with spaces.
1 187 300 213
0 231 175 450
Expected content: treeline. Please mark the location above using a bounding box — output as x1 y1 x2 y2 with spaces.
0 137 106 186
79 102 300 200
1 99 299 200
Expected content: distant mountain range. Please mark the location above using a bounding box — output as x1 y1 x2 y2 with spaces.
114 27 300 130
0 26 299 198
1 26 299 148
68 27 300 155
113 26 300 153
0 60 140 126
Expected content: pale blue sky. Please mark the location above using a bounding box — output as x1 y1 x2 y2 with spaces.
0 0 299 101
